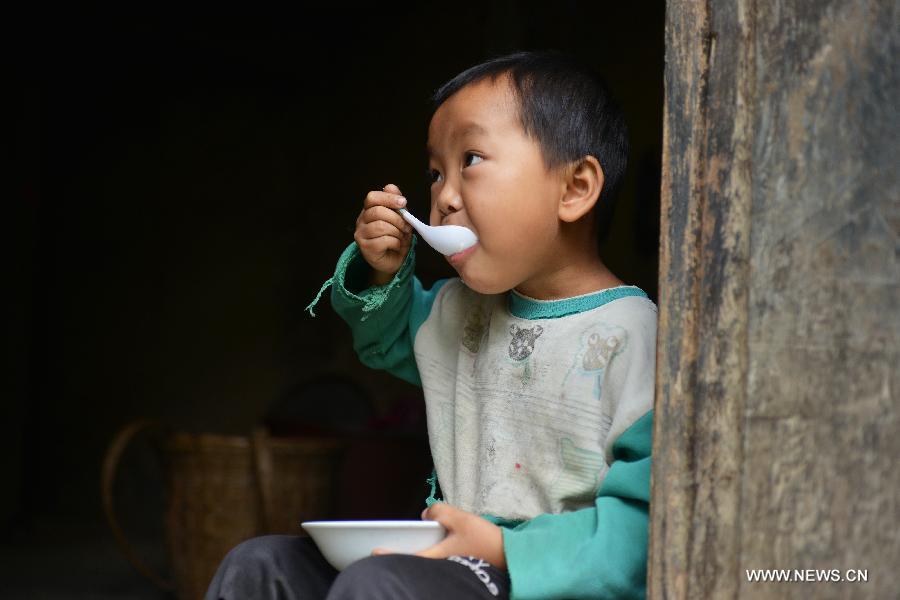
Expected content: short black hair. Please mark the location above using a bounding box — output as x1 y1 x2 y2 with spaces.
431 51 629 240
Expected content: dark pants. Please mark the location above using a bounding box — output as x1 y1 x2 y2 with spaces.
205 535 511 600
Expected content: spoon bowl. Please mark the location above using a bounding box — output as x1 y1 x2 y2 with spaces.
398 208 477 256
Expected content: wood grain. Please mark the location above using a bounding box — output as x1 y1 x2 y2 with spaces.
650 1 899 598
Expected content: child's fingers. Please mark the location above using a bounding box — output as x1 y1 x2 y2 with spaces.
357 218 405 241
414 537 455 560
354 185 412 271
416 503 455 559
359 205 412 234
356 234 404 256
363 189 407 211
422 501 452 524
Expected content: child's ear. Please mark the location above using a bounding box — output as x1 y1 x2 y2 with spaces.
558 156 604 223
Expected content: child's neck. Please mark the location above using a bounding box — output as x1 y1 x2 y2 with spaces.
513 249 624 301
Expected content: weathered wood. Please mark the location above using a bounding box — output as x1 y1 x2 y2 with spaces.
650 1 899 599
649 1 753 598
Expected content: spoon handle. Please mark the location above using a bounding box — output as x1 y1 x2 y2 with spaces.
397 208 426 233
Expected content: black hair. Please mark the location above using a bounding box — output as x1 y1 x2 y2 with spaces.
430 51 629 241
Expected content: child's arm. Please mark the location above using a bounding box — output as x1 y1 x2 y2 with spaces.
500 411 651 600
500 311 657 600
329 238 448 386
406 413 650 600
323 184 449 386
406 310 655 599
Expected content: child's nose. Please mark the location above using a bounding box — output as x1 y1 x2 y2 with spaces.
434 187 463 223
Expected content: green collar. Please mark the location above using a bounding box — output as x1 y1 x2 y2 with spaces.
508 285 648 320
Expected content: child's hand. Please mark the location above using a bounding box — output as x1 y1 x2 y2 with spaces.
373 503 507 570
354 183 414 284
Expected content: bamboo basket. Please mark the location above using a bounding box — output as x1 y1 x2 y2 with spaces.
102 421 344 600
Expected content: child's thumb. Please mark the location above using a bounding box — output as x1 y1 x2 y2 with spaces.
383 183 403 196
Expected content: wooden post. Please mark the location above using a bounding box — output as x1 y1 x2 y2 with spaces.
649 1 899 599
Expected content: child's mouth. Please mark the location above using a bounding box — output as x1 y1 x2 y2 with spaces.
448 243 478 266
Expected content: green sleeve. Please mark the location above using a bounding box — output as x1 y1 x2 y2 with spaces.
501 410 652 600
328 237 449 387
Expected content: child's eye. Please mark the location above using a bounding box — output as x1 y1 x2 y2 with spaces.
427 168 443 185
464 153 484 167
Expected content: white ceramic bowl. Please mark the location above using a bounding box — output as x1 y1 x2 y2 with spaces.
301 520 446 571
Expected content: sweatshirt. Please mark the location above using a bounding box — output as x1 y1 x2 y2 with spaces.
316 236 655 600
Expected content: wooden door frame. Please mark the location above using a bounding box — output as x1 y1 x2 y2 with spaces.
650 1 756 597
649 1 899 598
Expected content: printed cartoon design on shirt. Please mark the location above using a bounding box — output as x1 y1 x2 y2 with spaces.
582 332 622 370
461 302 489 354
508 324 543 361
553 437 607 503
561 324 628 402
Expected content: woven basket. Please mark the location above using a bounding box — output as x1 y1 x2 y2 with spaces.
102 421 344 600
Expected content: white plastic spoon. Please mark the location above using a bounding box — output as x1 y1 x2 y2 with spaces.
397 208 478 256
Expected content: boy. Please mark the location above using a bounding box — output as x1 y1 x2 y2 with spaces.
207 50 655 600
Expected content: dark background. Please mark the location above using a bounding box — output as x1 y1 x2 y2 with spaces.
4 3 663 597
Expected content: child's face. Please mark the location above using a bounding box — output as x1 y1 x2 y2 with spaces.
427 76 566 295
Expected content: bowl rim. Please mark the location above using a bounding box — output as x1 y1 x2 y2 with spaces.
301 520 444 529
